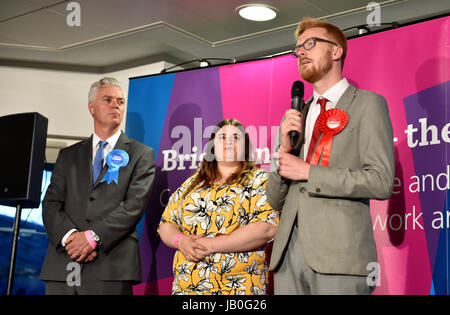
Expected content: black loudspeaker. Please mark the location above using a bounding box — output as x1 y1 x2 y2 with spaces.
0 112 48 208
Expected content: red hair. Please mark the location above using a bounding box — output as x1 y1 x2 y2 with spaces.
295 17 347 69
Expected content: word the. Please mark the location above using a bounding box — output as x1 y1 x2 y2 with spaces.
405 117 450 148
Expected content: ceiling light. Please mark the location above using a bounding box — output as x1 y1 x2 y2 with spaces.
199 59 211 67
236 4 277 22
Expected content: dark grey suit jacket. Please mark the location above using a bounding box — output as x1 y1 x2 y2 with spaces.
40 132 155 282
267 84 395 276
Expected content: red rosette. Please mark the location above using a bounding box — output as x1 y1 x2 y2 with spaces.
310 109 349 166
317 108 349 135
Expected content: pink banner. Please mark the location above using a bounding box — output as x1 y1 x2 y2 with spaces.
127 16 449 295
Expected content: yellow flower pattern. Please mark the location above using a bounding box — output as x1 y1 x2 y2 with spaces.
160 168 279 295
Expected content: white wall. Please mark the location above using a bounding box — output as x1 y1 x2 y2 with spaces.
0 66 97 137
0 61 167 138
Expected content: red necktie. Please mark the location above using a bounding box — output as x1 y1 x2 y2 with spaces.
306 97 328 163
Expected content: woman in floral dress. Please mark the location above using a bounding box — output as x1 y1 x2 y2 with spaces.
158 119 279 295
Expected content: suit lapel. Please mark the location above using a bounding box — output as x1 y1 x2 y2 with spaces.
92 131 130 189
327 84 357 165
113 131 131 152
80 136 94 187
335 84 357 112
302 96 314 137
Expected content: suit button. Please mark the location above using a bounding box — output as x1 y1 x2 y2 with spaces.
299 187 307 193
316 188 321 193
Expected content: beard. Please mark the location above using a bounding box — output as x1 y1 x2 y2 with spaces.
299 51 333 84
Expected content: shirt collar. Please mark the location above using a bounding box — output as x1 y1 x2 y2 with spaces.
312 78 349 105
92 129 122 150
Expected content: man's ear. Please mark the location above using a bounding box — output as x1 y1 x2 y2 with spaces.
88 102 95 117
332 45 343 62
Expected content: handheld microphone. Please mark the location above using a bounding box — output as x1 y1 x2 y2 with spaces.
289 80 305 147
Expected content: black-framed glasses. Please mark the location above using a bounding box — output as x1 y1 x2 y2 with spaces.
291 37 338 58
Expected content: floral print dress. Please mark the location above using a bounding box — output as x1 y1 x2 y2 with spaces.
159 168 279 295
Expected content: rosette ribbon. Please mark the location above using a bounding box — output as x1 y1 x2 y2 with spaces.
310 108 349 166
100 149 129 184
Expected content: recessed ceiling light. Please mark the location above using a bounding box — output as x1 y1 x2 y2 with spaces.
236 4 277 22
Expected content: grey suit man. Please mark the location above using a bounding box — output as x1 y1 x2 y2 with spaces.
267 18 395 294
40 77 155 294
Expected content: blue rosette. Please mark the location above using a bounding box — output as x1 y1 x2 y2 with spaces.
100 149 129 184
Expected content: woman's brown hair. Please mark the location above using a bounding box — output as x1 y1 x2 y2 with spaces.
182 119 254 198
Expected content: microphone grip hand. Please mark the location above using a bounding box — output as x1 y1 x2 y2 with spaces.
280 109 303 153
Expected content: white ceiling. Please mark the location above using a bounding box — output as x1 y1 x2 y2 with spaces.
0 0 448 72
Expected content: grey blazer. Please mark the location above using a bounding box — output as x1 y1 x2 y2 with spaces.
267 84 395 276
40 132 155 282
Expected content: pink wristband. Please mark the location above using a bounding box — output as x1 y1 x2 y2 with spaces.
173 232 184 249
84 230 97 250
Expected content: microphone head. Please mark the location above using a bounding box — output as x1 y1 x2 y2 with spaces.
291 80 304 98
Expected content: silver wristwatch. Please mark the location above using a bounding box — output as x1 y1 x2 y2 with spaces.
90 230 100 243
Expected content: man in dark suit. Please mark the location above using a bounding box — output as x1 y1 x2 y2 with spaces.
40 77 155 294
267 18 395 294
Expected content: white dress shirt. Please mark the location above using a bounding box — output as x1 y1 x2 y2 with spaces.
92 129 122 166
61 129 122 246
303 78 350 160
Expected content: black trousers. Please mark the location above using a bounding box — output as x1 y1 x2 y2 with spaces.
45 280 133 295
45 263 133 295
